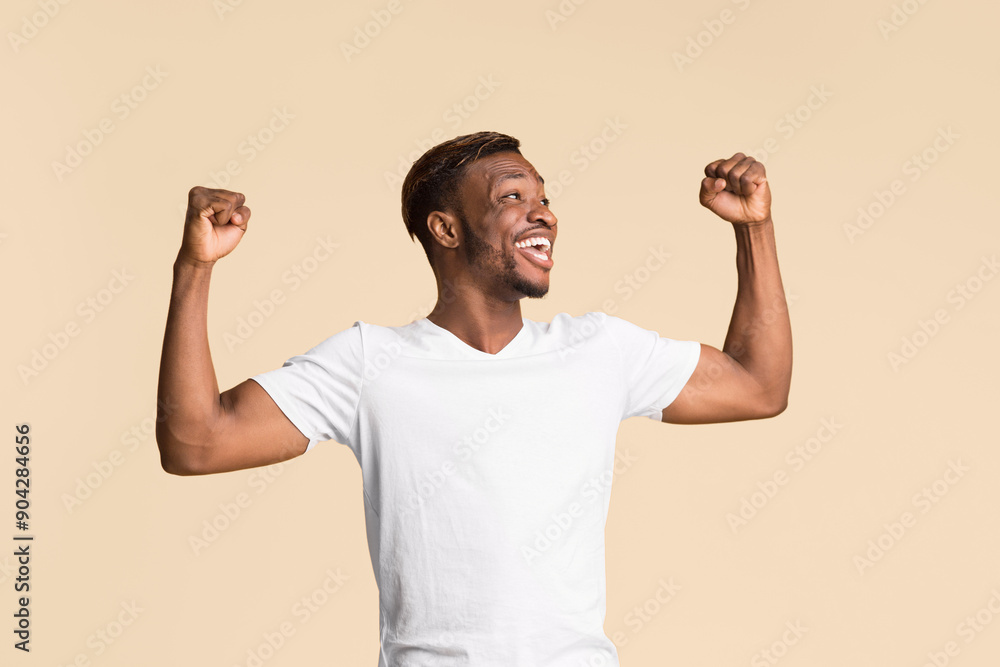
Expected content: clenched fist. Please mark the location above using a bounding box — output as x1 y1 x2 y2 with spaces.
699 153 771 225
179 187 251 267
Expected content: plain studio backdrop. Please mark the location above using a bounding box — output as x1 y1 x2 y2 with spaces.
3 0 998 665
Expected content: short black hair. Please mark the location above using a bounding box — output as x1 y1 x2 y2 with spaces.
401 131 521 269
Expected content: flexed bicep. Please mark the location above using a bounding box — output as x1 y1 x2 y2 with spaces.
661 343 785 424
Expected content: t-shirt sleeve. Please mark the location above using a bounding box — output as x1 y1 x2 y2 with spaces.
249 321 364 453
599 314 701 421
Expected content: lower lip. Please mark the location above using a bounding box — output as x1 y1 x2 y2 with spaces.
517 246 553 269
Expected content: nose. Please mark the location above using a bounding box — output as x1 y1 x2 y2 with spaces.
530 198 557 228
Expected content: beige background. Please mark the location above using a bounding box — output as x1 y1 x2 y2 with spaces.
3 0 999 665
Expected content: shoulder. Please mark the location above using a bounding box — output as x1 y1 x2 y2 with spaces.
522 311 615 355
541 311 644 338
296 319 419 373
595 313 648 337
301 320 365 359
528 311 607 335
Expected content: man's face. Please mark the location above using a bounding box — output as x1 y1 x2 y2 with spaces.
448 151 557 300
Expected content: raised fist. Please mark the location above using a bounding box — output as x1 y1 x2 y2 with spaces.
179 187 251 266
699 153 772 225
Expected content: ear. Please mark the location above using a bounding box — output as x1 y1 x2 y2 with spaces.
427 210 461 250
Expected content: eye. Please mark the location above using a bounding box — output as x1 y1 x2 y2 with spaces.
502 192 551 207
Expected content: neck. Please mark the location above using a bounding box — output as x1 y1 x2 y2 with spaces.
426 273 524 355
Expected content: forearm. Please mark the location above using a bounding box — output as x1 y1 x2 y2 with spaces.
721 217 792 408
155 253 225 468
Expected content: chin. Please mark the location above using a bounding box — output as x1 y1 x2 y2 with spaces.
502 264 551 299
521 281 550 299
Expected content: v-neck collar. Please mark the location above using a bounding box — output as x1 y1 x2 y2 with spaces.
419 317 530 359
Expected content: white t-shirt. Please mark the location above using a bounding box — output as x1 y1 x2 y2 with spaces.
251 311 701 666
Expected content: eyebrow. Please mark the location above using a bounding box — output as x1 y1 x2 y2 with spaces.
492 171 545 189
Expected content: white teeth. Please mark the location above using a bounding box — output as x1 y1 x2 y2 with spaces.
516 237 550 250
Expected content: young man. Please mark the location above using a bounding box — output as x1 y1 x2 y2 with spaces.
156 131 791 666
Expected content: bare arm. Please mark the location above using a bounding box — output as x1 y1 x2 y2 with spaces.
662 154 792 424
155 188 308 475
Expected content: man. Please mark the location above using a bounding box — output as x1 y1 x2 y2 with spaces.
156 131 791 666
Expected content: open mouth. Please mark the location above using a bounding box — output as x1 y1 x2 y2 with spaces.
515 236 553 269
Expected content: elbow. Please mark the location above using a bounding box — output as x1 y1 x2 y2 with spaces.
157 438 197 476
745 379 789 420
758 390 789 419
155 425 207 476
159 451 200 476
754 358 792 419
764 397 788 418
